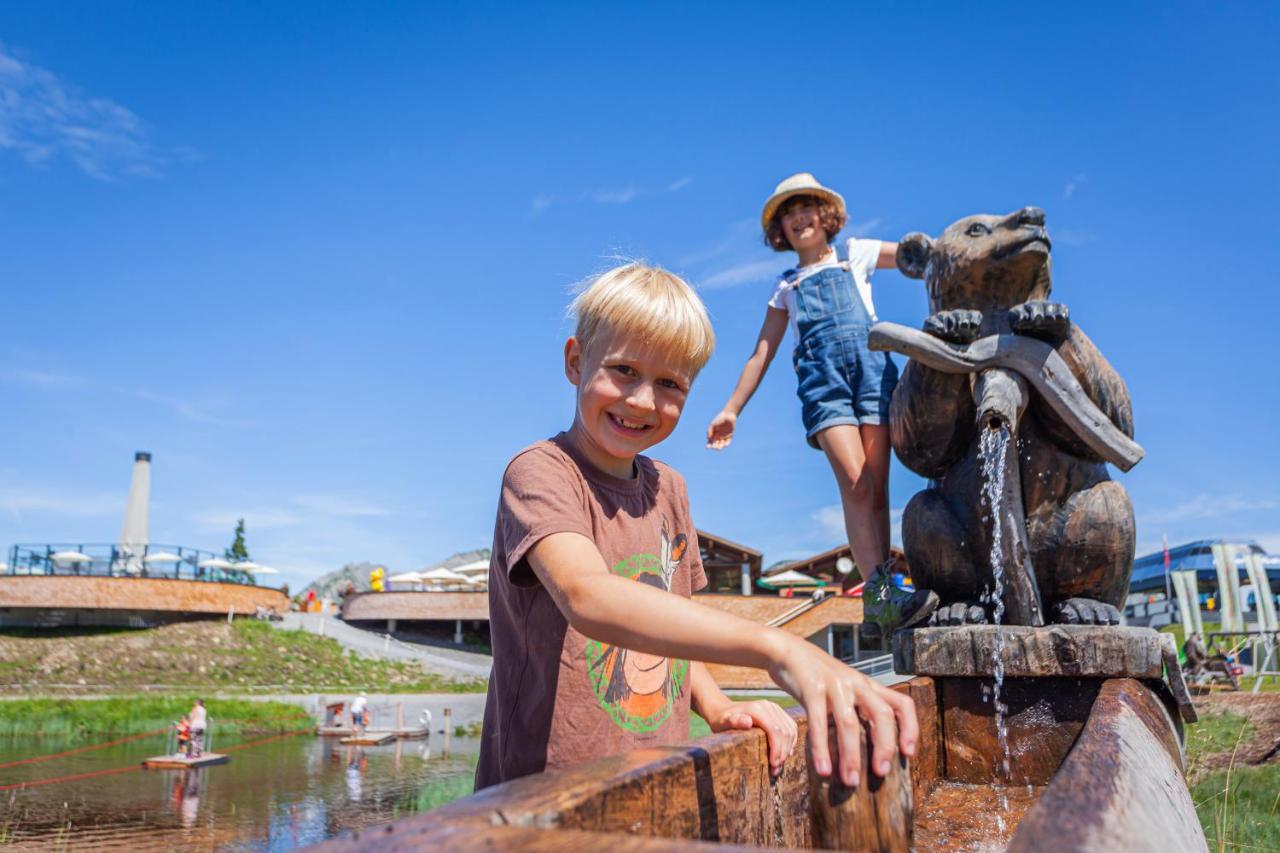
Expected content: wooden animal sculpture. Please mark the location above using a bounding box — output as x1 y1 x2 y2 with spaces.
869 207 1142 626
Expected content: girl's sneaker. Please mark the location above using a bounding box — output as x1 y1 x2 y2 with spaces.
862 562 938 634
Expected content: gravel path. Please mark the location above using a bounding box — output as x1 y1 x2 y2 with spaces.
273 613 492 679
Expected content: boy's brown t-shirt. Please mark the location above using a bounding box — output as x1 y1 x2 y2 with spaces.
475 433 707 790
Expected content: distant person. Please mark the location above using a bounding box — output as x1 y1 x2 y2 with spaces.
476 262 918 792
188 699 207 758
350 692 369 732
175 715 191 757
706 174 937 634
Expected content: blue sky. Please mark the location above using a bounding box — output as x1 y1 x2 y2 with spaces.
2 3 1277 592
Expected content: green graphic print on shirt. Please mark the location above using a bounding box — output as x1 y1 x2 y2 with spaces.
584 519 690 733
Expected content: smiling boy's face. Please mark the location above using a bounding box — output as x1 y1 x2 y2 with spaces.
564 333 694 478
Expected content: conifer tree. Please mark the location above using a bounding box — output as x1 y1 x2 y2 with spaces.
225 518 250 562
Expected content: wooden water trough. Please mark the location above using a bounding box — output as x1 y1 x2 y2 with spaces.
141 753 230 770
309 626 1206 852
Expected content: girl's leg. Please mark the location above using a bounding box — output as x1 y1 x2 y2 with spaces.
816 424 885 584
858 424 893 561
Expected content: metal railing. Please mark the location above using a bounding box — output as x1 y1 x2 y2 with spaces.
846 653 895 678
5 543 273 588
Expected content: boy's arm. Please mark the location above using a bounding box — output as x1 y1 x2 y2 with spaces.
707 306 789 449
528 531 917 787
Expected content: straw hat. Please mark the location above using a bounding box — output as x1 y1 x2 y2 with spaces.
760 172 846 232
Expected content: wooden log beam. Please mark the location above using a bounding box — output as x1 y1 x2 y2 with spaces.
867 323 1144 471
307 680 936 851
893 626 1166 679
1007 679 1207 853
808 721 912 852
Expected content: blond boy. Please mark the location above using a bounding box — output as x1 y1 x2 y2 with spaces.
476 263 917 791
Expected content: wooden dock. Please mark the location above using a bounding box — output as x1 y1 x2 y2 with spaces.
318 726 429 740
340 732 396 746
142 753 230 769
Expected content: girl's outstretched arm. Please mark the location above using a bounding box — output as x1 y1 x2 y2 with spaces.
876 241 900 270
707 305 788 449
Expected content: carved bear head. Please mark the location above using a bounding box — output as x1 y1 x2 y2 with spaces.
897 207 1053 327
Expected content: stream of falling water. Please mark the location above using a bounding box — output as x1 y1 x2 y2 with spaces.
979 425 1013 834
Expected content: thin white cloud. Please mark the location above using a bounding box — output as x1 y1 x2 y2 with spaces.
1063 173 1086 199
192 492 412 533
810 505 904 549
846 217 883 238
0 363 247 426
1141 494 1278 527
812 504 845 540
0 485 123 523
1053 229 1096 247
531 176 693 214
191 509 306 532
0 44 169 180
700 258 779 290
293 492 399 518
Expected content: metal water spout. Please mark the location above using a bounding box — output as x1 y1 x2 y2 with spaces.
972 369 1045 627
118 451 151 575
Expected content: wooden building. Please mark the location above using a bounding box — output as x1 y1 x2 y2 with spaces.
765 543 910 587
696 529 762 596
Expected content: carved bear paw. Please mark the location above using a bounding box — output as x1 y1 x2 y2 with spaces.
1009 301 1070 342
1052 598 1121 626
924 309 983 344
929 601 990 626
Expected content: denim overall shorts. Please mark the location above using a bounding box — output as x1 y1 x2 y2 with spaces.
789 263 899 449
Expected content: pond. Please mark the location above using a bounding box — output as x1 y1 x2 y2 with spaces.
0 730 479 849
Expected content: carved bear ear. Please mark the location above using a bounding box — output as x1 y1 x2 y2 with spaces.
896 233 933 279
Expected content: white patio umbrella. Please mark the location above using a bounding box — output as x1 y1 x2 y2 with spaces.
418 567 469 585
235 561 264 572
143 551 184 564
251 565 280 575
387 571 424 584
51 551 94 564
758 569 825 588
451 559 490 575
198 557 236 570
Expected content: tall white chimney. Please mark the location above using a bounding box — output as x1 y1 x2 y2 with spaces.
118 451 151 574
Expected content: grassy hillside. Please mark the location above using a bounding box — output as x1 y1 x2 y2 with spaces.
0 619 485 695
0 696 310 737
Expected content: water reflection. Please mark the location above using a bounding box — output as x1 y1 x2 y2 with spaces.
0 731 479 850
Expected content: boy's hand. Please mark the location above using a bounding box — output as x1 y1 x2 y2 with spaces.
705 699 798 777
706 410 737 449
766 635 918 788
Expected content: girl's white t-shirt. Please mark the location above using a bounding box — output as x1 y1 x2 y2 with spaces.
767 238 882 346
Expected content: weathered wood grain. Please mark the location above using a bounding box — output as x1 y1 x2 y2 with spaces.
894 626 1166 679
1007 679 1207 853
868 323 1144 471
939 677 1098 786
316 822 778 851
807 725 912 852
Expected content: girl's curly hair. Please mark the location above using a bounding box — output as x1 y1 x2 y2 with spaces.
763 194 847 252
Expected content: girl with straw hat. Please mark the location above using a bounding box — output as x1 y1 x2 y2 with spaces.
706 173 937 634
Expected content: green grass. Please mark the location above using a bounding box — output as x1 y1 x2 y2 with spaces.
0 619 486 695
1193 763 1280 850
690 693 797 739
0 696 311 737
1186 710 1255 767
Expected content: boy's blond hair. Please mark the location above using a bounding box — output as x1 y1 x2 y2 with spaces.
571 262 715 373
